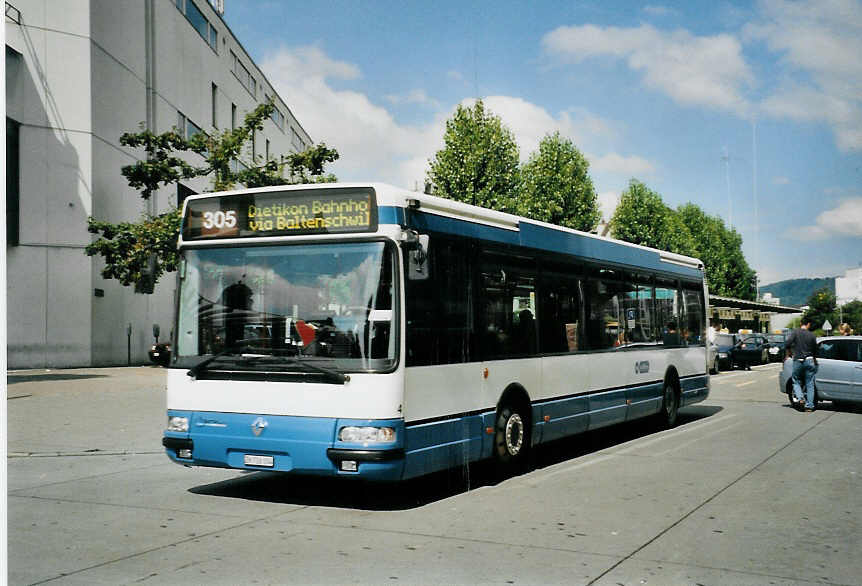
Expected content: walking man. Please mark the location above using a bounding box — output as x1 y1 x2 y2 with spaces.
785 316 818 412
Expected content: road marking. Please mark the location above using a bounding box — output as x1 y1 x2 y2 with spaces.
528 413 739 485
524 454 616 485
736 380 756 387
652 421 745 457
615 413 738 455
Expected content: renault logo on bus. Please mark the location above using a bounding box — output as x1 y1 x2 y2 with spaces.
251 417 268 436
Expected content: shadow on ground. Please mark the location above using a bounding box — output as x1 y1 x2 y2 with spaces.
189 405 723 511
8 373 109 384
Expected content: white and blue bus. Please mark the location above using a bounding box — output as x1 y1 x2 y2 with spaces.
163 183 709 480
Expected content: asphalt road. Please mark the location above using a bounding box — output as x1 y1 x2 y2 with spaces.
6 363 861 585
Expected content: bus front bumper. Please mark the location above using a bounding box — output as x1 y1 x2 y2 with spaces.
163 411 406 481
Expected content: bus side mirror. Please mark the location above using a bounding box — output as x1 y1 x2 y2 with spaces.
402 231 430 281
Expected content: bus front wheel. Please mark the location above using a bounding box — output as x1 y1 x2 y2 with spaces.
494 404 530 473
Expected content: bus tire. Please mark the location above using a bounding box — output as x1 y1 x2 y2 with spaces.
658 379 680 428
494 402 530 474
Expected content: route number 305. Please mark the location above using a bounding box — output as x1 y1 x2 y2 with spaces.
202 210 237 229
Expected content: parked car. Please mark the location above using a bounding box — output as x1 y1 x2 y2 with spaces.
766 333 787 362
707 340 718 374
779 336 862 408
732 334 771 369
148 342 171 366
714 333 737 371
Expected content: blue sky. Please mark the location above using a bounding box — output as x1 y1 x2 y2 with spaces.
224 0 862 286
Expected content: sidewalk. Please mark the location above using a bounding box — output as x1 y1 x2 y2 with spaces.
7 366 168 456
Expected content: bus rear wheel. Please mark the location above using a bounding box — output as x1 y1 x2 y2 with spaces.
494 404 530 473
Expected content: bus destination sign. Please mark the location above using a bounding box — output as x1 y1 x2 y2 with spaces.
182 187 378 240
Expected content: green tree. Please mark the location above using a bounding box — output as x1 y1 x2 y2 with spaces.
677 203 757 300
609 180 697 257
721 228 757 300
518 132 601 232
426 99 520 212
804 287 838 332
86 102 339 291
839 300 862 334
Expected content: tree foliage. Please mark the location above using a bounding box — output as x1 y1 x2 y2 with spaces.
518 132 600 232
609 180 698 257
86 102 339 291
426 99 520 212
677 203 756 299
839 300 862 334
804 287 838 332
610 182 757 300
86 209 182 289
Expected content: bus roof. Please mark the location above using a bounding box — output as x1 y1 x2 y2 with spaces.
180 182 705 279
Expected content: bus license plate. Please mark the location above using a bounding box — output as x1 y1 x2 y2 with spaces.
244 454 274 467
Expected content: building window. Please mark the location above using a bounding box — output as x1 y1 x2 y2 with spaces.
211 82 218 128
6 117 20 246
178 111 204 140
265 138 270 161
230 50 256 97
291 127 304 152
176 0 218 51
264 94 285 130
231 103 237 130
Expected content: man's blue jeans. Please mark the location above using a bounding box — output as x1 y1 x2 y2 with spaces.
792 357 818 409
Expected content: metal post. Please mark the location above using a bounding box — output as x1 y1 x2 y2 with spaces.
127 323 132 366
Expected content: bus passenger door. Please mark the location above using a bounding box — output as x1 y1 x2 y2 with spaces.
479 253 541 443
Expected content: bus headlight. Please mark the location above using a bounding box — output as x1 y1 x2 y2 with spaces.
167 416 189 432
338 426 395 443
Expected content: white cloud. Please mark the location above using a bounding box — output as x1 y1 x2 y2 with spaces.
384 89 440 109
260 46 444 188
260 46 655 192
792 197 862 240
745 0 862 151
542 23 753 116
589 152 655 176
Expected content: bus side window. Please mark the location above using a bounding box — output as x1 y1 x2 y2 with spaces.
538 269 581 353
480 253 537 359
584 279 621 350
682 287 704 345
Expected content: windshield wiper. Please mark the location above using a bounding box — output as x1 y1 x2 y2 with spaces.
239 356 351 384
187 339 264 378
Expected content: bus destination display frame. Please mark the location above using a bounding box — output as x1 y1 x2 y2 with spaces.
182 187 378 241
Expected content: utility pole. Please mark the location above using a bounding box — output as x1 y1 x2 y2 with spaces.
752 119 759 301
722 147 732 228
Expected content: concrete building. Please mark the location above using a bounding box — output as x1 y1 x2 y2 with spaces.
6 0 312 368
836 266 862 306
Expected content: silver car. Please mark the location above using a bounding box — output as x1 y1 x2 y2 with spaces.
779 335 862 408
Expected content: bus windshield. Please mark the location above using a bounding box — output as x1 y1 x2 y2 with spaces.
175 241 397 372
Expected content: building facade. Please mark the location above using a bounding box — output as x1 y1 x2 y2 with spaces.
836 267 862 306
6 0 312 368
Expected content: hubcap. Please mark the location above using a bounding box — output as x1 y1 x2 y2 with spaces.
505 413 524 456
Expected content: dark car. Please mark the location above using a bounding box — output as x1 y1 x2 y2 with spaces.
148 342 171 366
732 334 770 369
714 333 737 370
766 333 787 362
779 336 862 409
